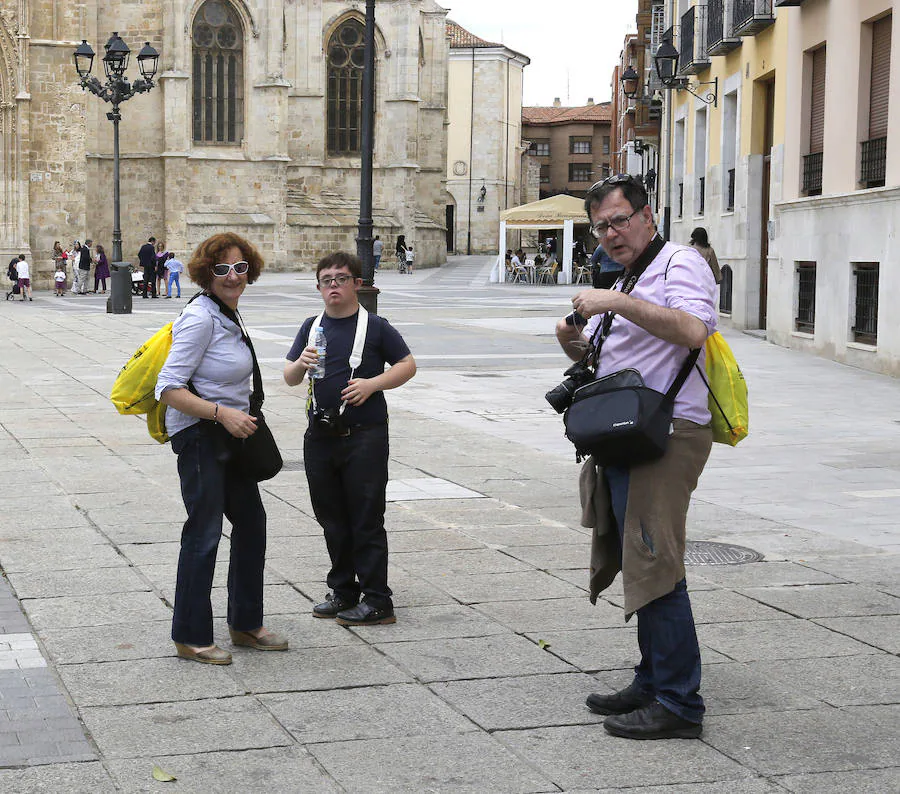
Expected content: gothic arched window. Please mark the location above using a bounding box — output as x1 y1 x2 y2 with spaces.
192 1 244 144
327 19 368 156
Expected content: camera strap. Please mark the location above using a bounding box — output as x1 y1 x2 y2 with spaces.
203 292 265 415
307 306 370 415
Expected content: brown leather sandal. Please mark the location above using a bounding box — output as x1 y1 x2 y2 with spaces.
174 643 232 665
228 627 289 651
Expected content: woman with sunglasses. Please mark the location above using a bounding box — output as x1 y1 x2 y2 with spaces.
155 232 288 664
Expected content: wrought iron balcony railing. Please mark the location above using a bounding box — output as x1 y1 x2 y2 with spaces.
679 5 711 75
707 0 742 55
802 152 823 196
734 0 775 37
860 137 887 188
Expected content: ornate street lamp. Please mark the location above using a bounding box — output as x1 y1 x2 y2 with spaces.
73 33 159 313
620 65 640 100
355 0 378 312
653 38 717 106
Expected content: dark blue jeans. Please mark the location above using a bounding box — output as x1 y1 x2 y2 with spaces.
605 465 704 724
304 424 392 609
171 422 266 645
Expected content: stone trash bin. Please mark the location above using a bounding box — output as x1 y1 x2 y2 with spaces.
108 262 134 314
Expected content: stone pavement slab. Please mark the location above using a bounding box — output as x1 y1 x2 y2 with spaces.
39 620 175 664
472 596 625 633
0 761 116 793
738 582 900 618
774 768 900 793
308 733 554 794
260 682 476 744
431 672 604 730
105 748 343 793
813 614 900 654
496 724 753 790
374 632 575 682
79 696 294 758
698 616 878 661
703 705 899 775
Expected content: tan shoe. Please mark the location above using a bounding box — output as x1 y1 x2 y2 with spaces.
229 627 289 651
174 643 232 665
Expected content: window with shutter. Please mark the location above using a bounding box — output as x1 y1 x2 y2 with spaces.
802 46 825 195
862 15 891 187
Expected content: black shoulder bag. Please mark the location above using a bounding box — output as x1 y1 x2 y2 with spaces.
205 293 283 482
562 238 700 466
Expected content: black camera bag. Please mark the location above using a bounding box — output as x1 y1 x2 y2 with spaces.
563 350 699 466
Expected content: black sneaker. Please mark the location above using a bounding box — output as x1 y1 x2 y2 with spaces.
334 601 396 626
586 681 655 716
603 702 702 740
312 593 358 619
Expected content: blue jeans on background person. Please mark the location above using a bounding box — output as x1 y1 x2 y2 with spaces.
604 465 705 724
374 255 381 270
170 423 266 645
168 271 181 297
303 424 392 609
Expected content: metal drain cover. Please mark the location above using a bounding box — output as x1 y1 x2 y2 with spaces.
684 541 763 566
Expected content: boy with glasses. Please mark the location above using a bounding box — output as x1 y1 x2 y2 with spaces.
284 252 416 626
556 173 717 740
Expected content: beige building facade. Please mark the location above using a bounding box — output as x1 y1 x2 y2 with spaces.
771 0 898 375
0 0 450 285
444 21 529 255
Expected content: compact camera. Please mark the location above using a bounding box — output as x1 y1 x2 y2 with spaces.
545 361 594 414
312 406 348 435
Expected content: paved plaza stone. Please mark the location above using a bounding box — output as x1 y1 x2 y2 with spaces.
0 258 897 790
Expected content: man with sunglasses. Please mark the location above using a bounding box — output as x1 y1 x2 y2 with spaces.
284 252 416 626
555 174 717 740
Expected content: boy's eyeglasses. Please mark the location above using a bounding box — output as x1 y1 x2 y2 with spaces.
212 261 250 277
317 275 353 287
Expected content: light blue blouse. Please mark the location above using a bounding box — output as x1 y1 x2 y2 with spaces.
155 295 253 437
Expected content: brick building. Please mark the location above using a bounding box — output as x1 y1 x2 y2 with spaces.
521 101 613 200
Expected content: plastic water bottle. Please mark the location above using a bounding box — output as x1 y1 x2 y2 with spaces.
310 326 326 379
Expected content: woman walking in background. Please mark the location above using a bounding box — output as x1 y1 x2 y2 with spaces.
395 234 408 272
689 227 722 285
155 240 170 297
93 245 110 293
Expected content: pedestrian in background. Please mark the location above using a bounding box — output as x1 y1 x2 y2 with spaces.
395 234 408 271
373 235 384 270
93 244 110 294
54 263 66 296
156 232 288 664
166 252 184 298
74 240 92 294
689 227 722 285
15 254 32 301
156 240 170 297
138 236 157 298
6 257 19 300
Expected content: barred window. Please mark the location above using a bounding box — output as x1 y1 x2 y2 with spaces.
569 163 592 182
795 262 816 333
192 1 244 144
852 262 879 345
532 140 550 156
327 19 368 156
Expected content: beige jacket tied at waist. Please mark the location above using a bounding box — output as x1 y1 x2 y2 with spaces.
580 419 712 620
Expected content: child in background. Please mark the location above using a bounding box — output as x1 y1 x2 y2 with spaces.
404 246 414 274
54 265 66 296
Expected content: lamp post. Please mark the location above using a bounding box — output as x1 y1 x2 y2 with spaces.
74 33 159 313
355 0 379 313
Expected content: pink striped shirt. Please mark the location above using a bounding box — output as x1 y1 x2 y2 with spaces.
584 240 717 425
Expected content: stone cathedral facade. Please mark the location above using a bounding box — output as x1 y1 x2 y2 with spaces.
0 0 450 284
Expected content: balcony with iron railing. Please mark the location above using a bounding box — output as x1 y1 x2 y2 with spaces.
679 5 711 75
860 137 887 188
707 0 742 55
733 0 775 37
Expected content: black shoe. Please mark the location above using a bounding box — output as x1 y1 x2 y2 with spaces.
334 601 396 626
586 681 655 716
603 702 702 740
312 593 358 619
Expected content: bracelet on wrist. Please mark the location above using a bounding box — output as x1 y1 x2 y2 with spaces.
213 403 219 423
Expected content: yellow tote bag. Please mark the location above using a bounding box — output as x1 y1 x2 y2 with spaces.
702 332 749 446
110 322 174 443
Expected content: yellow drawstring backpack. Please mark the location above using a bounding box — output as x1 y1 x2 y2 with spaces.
698 332 749 446
110 322 175 443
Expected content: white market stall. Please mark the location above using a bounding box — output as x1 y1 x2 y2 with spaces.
491 194 588 285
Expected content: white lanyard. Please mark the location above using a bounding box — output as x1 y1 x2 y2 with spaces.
308 306 369 413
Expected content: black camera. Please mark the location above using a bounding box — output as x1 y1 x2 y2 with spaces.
545 361 594 414
313 406 348 434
